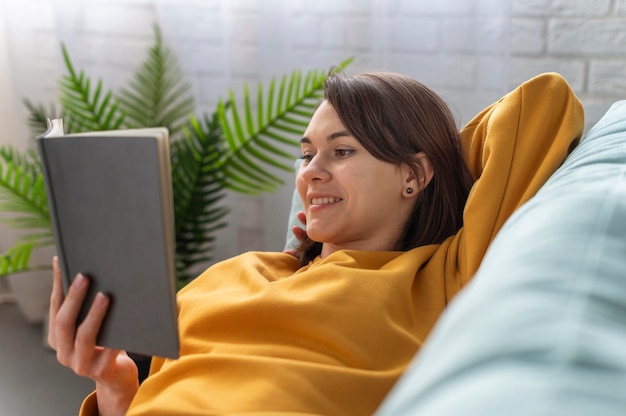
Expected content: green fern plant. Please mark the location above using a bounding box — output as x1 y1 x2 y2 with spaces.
58 46 126 133
217 69 327 194
0 147 53 275
170 112 229 285
0 24 351 287
0 148 51 235
22 100 60 136
0 243 35 275
118 26 194 139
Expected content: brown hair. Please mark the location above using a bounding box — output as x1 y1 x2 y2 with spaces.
295 70 474 265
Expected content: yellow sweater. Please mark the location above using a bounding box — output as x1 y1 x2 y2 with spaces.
80 73 583 415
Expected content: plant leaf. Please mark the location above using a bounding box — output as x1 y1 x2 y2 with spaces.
0 243 34 276
0 147 52 246
170 113 229 284
118 24 195 140
58 43 126 133
22 99 61 138
216 58 353 194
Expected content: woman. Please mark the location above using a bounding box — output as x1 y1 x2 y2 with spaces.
49 70 583 415
293 71 472 265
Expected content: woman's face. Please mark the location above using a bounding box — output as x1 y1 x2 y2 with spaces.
296 100 417 257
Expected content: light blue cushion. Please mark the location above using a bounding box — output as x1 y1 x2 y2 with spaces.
376 101 626 416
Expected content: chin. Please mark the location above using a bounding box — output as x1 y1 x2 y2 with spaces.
306 221 344 244
306 229 330 244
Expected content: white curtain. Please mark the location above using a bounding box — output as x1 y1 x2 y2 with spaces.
0 0 511 257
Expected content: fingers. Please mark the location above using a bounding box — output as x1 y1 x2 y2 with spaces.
53 273 109 362
46 267 137 401
72 294 114 379
284 211 308 257
290 211 308 243
73 292 111 373
48 256 64 348
91 347 126 380
291 225 308 242
53 272 90 365
296 211 307 226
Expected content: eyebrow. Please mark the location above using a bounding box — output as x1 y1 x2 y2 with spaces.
300 130 352 144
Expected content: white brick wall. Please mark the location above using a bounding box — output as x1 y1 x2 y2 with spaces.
2 0 626 262
510 0 626 129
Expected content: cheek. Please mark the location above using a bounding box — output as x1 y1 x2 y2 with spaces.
295 176 307 205
353 167 398 192
359 171 403 204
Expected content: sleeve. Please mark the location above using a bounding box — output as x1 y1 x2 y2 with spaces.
78 391 98 416
452 72 584 294
147 356 166 375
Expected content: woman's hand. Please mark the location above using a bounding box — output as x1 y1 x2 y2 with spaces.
48 256 139 415
284 211 308 257
291 211 308 242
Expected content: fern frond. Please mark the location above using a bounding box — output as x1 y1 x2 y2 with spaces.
216 58 353 194
0 147 52 243
0 147 53 249
170 113 229 284
22 99 61 138
118 25 195 140
58 44 126 133
0 243 35 277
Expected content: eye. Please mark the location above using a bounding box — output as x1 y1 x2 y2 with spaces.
335 148 354 158
299 152 314 163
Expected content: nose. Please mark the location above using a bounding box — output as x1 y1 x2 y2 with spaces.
298 155 331 184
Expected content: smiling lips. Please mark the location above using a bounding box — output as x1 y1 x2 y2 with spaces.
311 197 342 205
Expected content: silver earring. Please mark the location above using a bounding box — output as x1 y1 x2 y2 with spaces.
406 187 414 194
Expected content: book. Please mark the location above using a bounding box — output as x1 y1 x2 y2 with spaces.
37 119 179 359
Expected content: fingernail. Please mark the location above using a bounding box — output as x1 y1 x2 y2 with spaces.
74 273 86 288
94 292 108 307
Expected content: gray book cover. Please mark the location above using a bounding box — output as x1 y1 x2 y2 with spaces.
37 120 179 359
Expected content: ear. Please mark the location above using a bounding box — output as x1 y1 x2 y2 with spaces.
401 152 434 198
414 152 434 190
